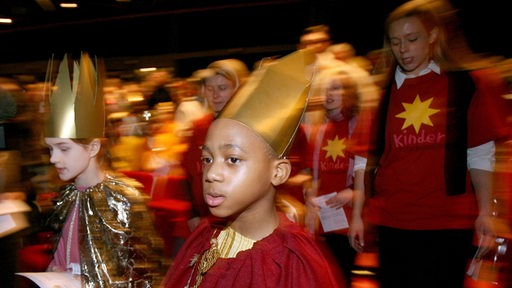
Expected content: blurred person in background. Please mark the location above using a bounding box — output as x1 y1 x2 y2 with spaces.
106 81 148 172
173 76 208 139
349 1 512 287
298 24 335 131
325 42 382 110
181 58 249 232
288 67 365 286
327 42 373 73
0 82 33 288
145 70 175 110
298 24 333 58
140 100 188 174
40 53 165 286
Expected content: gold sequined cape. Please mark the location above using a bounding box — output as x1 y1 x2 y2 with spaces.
47 173 165 287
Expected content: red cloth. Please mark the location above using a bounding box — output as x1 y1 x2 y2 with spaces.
467 68 512 145
277 125 309 204
347 104 379 159
182 113 214 218
302 120 353 234
304 120 353 192
366 70 511 230
162 213 345 288
18 244 53 272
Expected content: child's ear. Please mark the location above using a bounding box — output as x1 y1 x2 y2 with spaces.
271 158 291 186
88 138 101 157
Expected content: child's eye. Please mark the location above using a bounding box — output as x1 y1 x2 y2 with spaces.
201 156 212 165
407 36 418 43
227 157 240 164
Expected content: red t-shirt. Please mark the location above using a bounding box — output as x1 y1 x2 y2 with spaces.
304 119 354 233
366 70 510 230
305 120 352 193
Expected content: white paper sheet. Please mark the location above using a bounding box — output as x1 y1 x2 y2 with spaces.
0 199 31 215
0 214 15 233
16 272 81 288
312 192 349 232
0 212 30 237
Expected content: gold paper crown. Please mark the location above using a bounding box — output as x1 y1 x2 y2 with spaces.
44 52 105 138
219 49 315 158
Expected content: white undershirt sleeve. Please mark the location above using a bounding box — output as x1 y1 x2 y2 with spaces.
353 155 367 175
467 140 495 172
350 140 494 175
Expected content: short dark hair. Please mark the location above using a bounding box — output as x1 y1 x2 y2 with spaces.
301 24 331 39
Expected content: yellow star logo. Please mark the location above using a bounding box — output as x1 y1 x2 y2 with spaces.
322 135 346 161
395 95 440 134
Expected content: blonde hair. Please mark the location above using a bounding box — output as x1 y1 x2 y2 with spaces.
206 59 249 90
312 67 360 119
379 0 498 80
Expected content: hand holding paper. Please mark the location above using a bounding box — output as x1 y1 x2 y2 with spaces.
312 192 349 232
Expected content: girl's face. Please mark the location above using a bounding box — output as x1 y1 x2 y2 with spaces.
44 138 94 183
203 74 236 115
201 119 280 219
388 16 437 75
323 76 345 112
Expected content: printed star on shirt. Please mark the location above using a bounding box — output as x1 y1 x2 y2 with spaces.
395 95 440 134
322 135 346 161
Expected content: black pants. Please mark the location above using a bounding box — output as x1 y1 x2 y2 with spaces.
322 233 357 286
0 234 21 288
377 226 474 288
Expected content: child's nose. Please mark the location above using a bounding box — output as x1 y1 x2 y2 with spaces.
49 152 59 164
204 162 223 183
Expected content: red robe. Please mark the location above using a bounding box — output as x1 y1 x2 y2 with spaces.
162 213 345 288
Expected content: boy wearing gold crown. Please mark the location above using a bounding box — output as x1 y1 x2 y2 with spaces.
161 49 345 288
42 53 165 287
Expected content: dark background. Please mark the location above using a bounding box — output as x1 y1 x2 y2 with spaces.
0 0 509 79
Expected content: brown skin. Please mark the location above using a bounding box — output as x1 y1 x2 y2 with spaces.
201 118 291 240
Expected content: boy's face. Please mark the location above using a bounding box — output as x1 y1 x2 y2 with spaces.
299 31 331 54
201 119 288 218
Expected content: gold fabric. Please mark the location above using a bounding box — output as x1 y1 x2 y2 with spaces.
217 226 255 258
47 173 165 287
193 227 255 287
194 236 220 288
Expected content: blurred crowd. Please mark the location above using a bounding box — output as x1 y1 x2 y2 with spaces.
1 0 512 286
